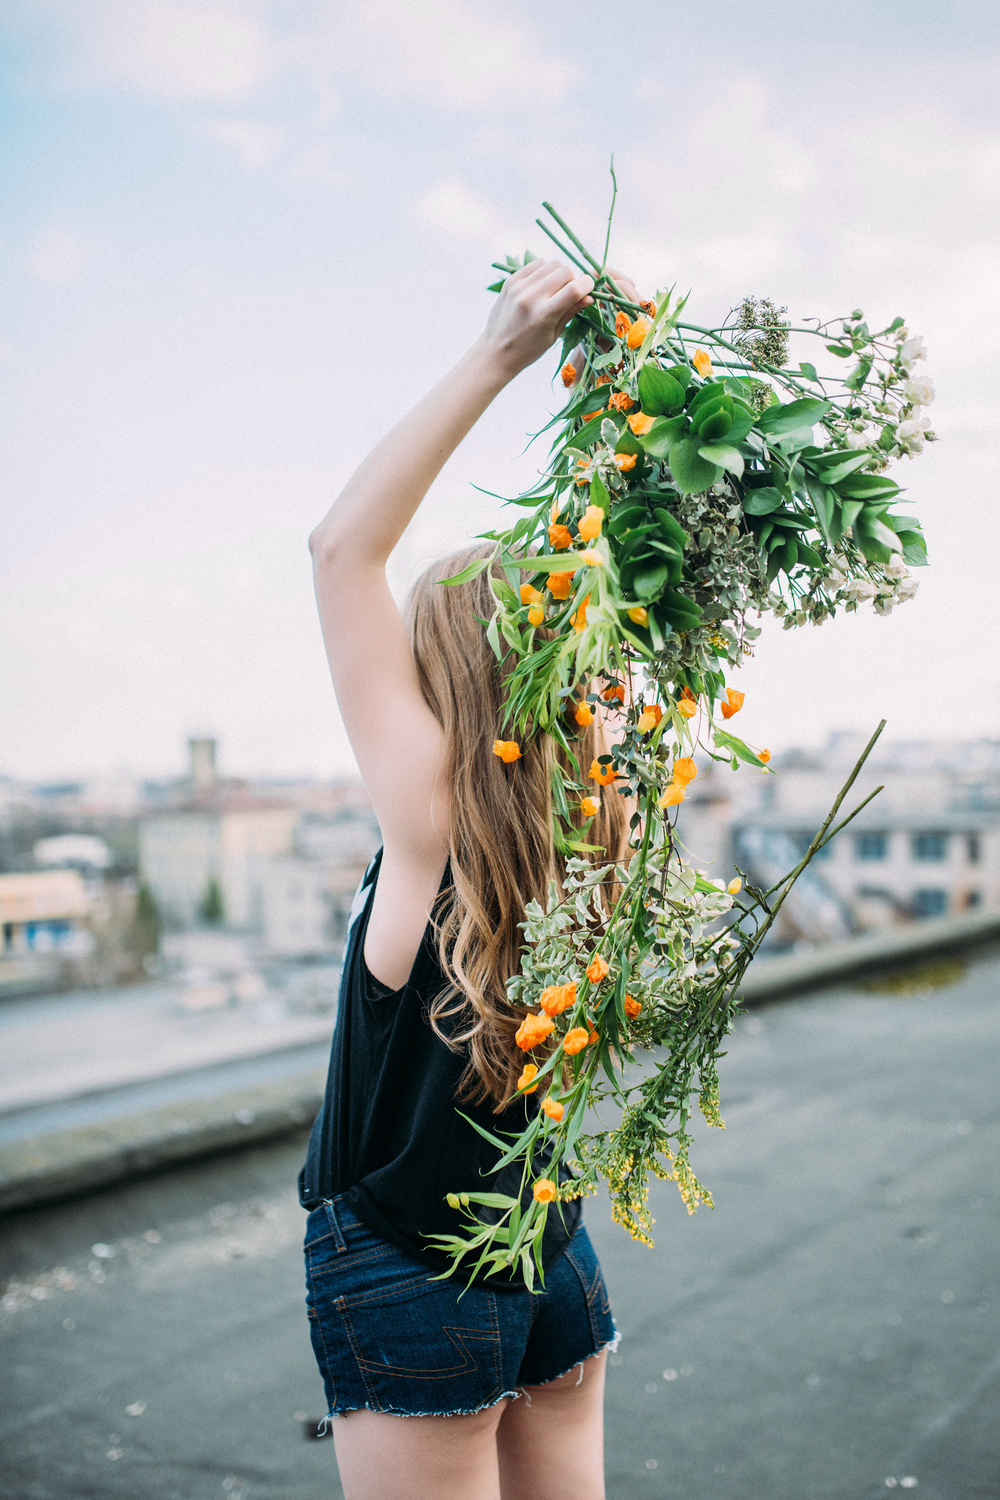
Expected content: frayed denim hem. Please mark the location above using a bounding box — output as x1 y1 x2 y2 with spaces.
314 1331 620 1431
514 1322 621 1402
315 1385 524 1430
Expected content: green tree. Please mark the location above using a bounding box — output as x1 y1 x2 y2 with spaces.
132 882 162 956
199 875 225 925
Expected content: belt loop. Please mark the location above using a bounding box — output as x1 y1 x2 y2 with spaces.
324 1197 347 1253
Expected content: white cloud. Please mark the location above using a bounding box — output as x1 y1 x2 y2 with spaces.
201 116 286 167
72 1 271 101
342 0 581 110
415 179 505 240
25 227 87 284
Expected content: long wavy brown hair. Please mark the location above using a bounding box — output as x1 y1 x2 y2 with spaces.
405 544 629 1110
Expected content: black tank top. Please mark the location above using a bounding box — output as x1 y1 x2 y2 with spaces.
298 851 581 1289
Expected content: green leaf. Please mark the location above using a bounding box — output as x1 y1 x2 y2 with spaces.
590 473 610 514
528 553 585 573
652 507 690 553
573 411 622 450
836 474 901 500
808 450 870 486
724 399 756 444
633 561 669 601
743 487 784 515
898 534 929 566
486 611 502 659
638 414 686 460
844 354 874 390
637 364 685 416
714 728 769 768
840 499 864 532
799 362 819 382
756 397 832 436
659 588 702 628
698 443 744 477
615 427 644 458
825 343 853 358
439 553 496 587
669 437 721 494
857 511 902 551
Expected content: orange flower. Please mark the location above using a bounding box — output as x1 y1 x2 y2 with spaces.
693 348 713 377
578 504 604 542
614 452 638 472
520 582 543 607
533 1178 557 1203
528 603 544 627
727 877 742 896
627 411 655 436
547 569 576 600
626 605 649 626
580 795 600 818
676 698 697 719
639 299 658 317
614 310 633 339
720 688 745 719
624 993 642 1019
608 389 635 413
548 523 573 550
540 982 576 1016
680 686 697 701
561 361 577 388
595 374 612 387
515 1011 555 1050
493 740 522 763
602 682 625 704
589 758 617 785
637 703 663 735
672 756 698 785
659 783 685 808
582 409 605 424
541 1096 564 1122
627 316 652 350
574 699 595 727
758 748 772 764
586 953 610 984
517 1063 539 1094
579 548 603 568
571 594 591 632
562 1026 592 1056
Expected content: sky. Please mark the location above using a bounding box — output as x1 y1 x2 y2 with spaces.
1 0 999 782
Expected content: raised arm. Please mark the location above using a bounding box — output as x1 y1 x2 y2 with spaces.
309 259 595 983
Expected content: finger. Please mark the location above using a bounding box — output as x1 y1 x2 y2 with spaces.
550 275 596 331
509 256 560 286
605 267 641 302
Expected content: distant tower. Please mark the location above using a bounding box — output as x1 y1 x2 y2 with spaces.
188 737 217 791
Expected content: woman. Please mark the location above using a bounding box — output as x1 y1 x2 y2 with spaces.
300 257 639 1500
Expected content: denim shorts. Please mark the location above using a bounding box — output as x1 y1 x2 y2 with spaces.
303 1195 617 1418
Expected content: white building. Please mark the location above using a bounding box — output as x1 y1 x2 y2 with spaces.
139 793 298 930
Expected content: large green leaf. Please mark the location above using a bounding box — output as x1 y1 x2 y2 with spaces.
633 561 669 601
836 473 901 500
638 364 685 416
743 486 784 515
669 437 722 494
590 472 611 514
725 400 756 444
698 442 744 477
755 397 831 436
439 553 496 586
659 588 702 628
638 415 686 459
653 507 690 553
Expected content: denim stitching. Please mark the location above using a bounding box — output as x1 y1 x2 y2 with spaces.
564 1249 606 1347
307 1241 397 1279
304 1198 346 1252
338 1299 501 1384
307 1303 338 1411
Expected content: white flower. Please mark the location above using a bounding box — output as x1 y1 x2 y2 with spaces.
885 555 908 579
873 596 895 616
903 375 935 407
899 335 927 371
844 428 872 449
827 569 847 589
846 579 876 602
897 414 930 454
895 577 919 602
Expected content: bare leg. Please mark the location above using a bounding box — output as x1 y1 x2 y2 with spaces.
496 1351 607 1500
332 1399 510 1500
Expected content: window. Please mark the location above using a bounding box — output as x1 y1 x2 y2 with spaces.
912 888 948 918
854 831 888 861
967 834 981 864
912 832 948 862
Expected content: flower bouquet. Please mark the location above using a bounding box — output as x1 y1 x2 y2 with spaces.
430 194 932 1288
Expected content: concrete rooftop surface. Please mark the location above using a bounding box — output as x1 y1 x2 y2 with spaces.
2 948 998 1500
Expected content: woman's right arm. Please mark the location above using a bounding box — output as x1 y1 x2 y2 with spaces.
309 260 596 982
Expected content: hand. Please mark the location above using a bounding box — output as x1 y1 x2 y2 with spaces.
477 258 595 380
563 266 644 386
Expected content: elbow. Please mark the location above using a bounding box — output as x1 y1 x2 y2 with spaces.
308 521 346 572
